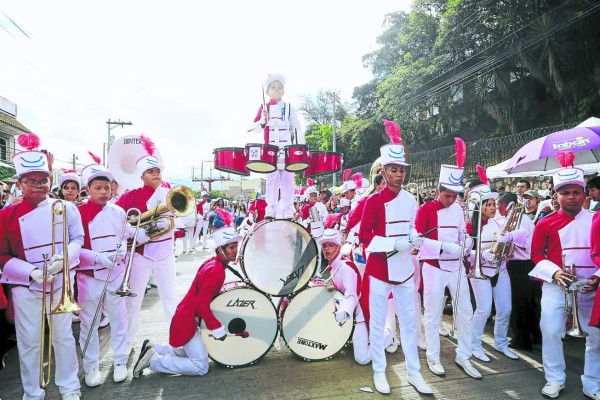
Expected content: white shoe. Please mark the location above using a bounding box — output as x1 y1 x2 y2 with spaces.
385 337 399 353
98 314 110 329
495 346 519 360
189 249 195 254
407 373 433 395
427 359 445 376
373 372 390 394
542 382 564 398
84 368 101 387
62 393 81 400
472 350 491 363
133 340 154 378
439 327 450 337
584 391 600 400
455 357 482 379
113 363 128 383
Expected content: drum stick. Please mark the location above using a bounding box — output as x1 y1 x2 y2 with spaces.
386 227 437 258
209 331 250 339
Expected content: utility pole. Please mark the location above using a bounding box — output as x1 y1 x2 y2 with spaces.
105 119 133 165
72 154 78 169
331 91 337 186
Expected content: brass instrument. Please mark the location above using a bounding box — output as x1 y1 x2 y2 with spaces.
40 201 84 388
450 198 470 337
562 256 588 338
112 185 195 297
467 191 487 280
491 200 527 265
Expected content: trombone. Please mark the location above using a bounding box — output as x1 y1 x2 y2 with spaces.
467 191 487 280
40 200 84 388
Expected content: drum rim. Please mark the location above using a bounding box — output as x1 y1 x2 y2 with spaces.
245 143 279 149
244 161 277 173
239 219 318 297
213 147 246 152
278 286 355 361
308 151 343 156
202 286 279 368
284 162 310 172
213 164 251 176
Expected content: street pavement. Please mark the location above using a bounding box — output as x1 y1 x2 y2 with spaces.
0 236 590 400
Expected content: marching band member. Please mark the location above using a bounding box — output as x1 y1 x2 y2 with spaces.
115 135 179 347
0 133 83 400
109 179 120 203
468 167 519 362
416 138 481 379
249 74 305 220
191 191 211 250
339 169 360 210
76 161 129 386
58 169 82 205
181 209 197 255
590 211 600 328
132 227 242 377
529 152 600 399
300 183 328 237
359 120 432 395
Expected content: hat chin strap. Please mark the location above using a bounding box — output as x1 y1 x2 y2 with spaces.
324 245 341 263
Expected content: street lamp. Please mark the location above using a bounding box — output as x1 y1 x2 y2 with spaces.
104 119 132 165
327 91 338 186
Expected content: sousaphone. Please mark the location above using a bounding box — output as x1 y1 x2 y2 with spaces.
108 135 164 193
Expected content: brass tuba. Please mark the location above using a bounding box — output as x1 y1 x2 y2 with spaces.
490 200 527 265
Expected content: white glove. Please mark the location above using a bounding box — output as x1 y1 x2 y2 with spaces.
95 253 114 269
212 326 227 341
441 242 462 258
136 228 150 245
394 239 412 253
497 232 513 243
156 218 171 231
335 311 349 324
482 249 497 263
108 249 127 264
30 269 54 285
47 254 64 275
410 235 425 249
464 236 474 250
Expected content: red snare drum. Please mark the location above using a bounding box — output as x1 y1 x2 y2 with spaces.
213 147 250 176
245 143 278 173
284 144 309 172
303 151 343 178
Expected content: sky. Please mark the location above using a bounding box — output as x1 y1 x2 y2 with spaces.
0 0 412 188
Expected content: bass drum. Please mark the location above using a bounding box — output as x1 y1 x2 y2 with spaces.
239 219 318 297
279 283 354 361
199 282 278 368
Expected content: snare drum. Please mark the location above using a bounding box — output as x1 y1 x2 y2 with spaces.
213 147 250 176
245 143 278 173
284 144 309 172
199 282 278 368
279 284 354 361
239 219 318 297
303 151 343 178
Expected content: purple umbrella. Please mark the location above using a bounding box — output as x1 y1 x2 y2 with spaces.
503 126 600 173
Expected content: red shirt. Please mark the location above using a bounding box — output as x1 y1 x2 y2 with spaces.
0 199 39 266
531 209 576 267
591 211 600 267
248 199 266 222
78 201 104 250
347 195 368 232
115 185 156 256
253 99 278 143
196 200 206 216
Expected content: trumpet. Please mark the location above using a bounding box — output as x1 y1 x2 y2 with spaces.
490 200 527 265
40 200 84 388
562 256 588 338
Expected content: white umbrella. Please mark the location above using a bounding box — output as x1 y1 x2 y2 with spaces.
487 159 600 179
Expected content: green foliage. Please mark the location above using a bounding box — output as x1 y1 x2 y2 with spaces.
208 189 228 200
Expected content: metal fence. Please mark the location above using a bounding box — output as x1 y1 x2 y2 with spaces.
318 122 578 189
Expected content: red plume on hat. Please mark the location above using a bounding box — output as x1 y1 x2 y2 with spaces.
383 120 402 144
61 168 77 174
454 137 466 168
342 168 352 182
324 213 342 229
556 151 575 168
475 164 488 185
139 134 156 156
300 186 307 195
352 172 363 188
88 151 102 164
306 178 314 186
17 133 41 151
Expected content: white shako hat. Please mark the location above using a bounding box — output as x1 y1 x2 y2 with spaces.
468 164 498 202
136 134 164 175
58 171 80 189
552 151 585 190
380 120 409 167
213 227 243 248
81 151 113 186
340 197 351 207
264 74 285 91
318 229 342 246
13 133 50 177
439 137 467 192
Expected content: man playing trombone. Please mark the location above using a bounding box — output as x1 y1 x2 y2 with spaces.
0 133 83 400
529 152 600 399
76 162 129 387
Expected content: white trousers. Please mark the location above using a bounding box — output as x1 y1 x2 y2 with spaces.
369 276 420 376
192 219 209 248
265 169 295 216
12 286 81 400
412 256 425 344
126 253 179 344
182 228 195 252
77 273 129 373
540 283 600 393
150 329 209 376
469 270 512 352
422 264 473 362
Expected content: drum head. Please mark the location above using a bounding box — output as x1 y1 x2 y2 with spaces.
240 220 317 296
280 286 353 361
245 161 277 173
200 287 278 368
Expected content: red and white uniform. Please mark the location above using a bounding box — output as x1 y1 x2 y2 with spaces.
250 100 304 218
192 200 211 249
300 200 328 237
359 186 421 377
590 212 600 327
148 254 229 375
530 209 600 393
77 201 129 374
416 199 473 364
116 184 179 344
0 197 83 400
